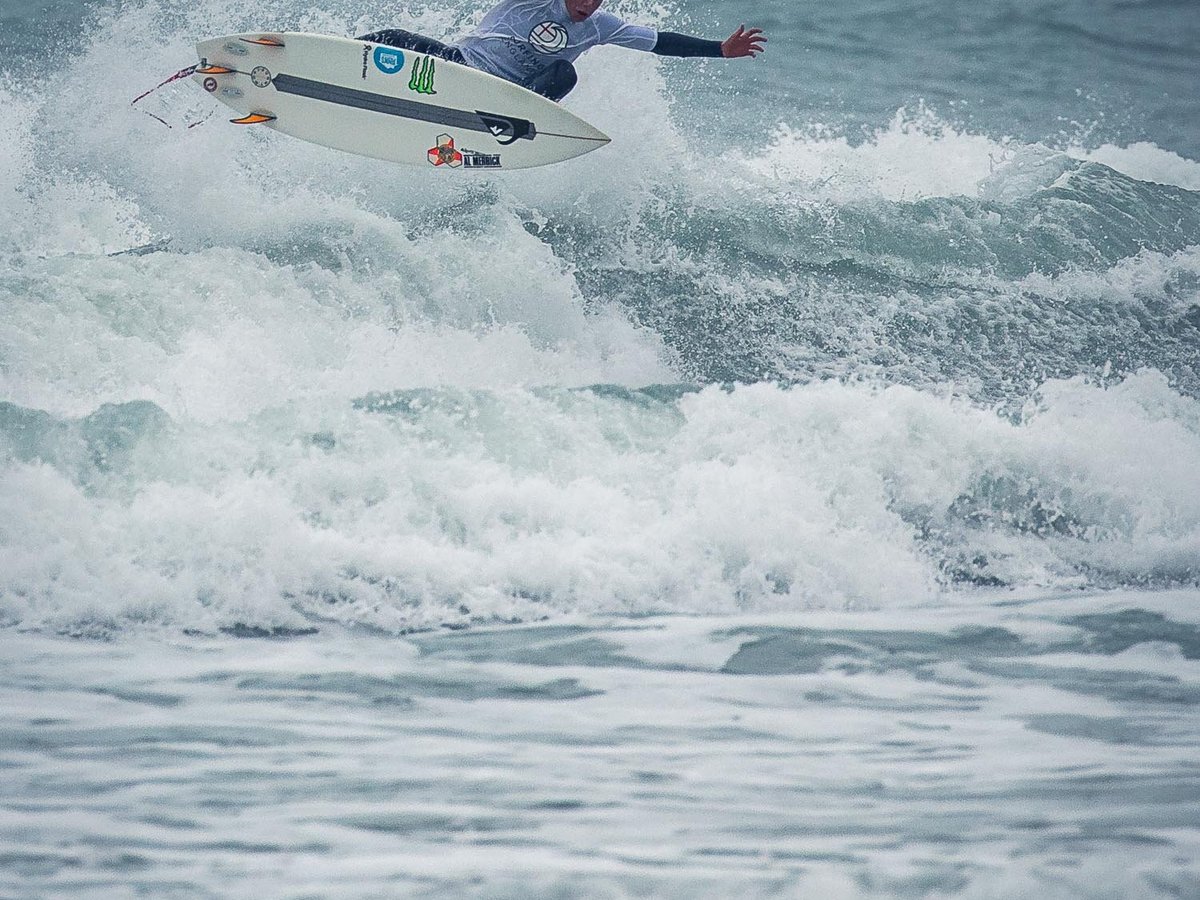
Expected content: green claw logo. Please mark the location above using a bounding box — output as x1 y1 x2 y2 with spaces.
409 56 436 95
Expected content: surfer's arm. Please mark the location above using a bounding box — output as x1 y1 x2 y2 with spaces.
651 32 722 57
652 25 766 59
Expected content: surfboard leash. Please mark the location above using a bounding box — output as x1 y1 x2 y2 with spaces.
131 64 213 129
131 64 197 106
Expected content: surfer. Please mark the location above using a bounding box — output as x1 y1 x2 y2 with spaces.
358 0 766 101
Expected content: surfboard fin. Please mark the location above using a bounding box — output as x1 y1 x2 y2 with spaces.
196 64 236 75
241 36 285 47
230 112 276 125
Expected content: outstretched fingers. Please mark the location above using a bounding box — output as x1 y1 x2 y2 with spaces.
745 27 767 56
724 24 769 58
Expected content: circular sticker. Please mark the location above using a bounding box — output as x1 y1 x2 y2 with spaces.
373 45 405 74
251 66 272 88
203 77 218 93
529 21 568 54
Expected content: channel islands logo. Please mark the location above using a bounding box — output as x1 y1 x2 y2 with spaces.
529 21 568 54
428 134 463 167
426 135 502 169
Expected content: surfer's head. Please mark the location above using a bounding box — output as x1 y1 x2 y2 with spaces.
566 0 602 22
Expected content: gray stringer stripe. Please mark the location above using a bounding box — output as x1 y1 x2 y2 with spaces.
273 73 507 137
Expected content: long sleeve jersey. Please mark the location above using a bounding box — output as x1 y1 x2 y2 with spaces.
456 0 659 83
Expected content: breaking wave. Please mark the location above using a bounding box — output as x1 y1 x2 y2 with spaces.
1 0 1198 636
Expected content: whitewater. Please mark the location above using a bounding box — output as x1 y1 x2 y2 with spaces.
2 0 1199 896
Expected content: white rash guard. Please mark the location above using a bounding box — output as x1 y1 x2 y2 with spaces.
456 0 658 85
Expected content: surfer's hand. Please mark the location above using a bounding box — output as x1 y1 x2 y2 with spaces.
721 25 766 58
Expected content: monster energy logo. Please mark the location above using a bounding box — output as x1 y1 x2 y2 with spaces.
409 56 436 94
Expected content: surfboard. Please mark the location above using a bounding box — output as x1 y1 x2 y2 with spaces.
193 32 611 170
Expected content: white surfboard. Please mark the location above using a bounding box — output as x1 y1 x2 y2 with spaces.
193 32 611 170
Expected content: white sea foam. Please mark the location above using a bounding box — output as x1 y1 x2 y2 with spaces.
0 79 38 243
1014 245 1200 318
3 372 1199 636
0 235 674 420
1071 141 1200 192
731 109 1200 204
731 108 1018 201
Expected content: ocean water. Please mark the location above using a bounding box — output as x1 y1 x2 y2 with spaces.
2 0 1199 896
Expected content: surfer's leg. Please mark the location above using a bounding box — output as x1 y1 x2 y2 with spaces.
355 29 466 63
524 60 578 102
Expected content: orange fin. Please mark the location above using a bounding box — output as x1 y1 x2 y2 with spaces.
230 113 276 125
241 36 285 47
196 64 236 75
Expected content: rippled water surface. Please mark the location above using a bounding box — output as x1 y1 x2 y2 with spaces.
5 595 1200 897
